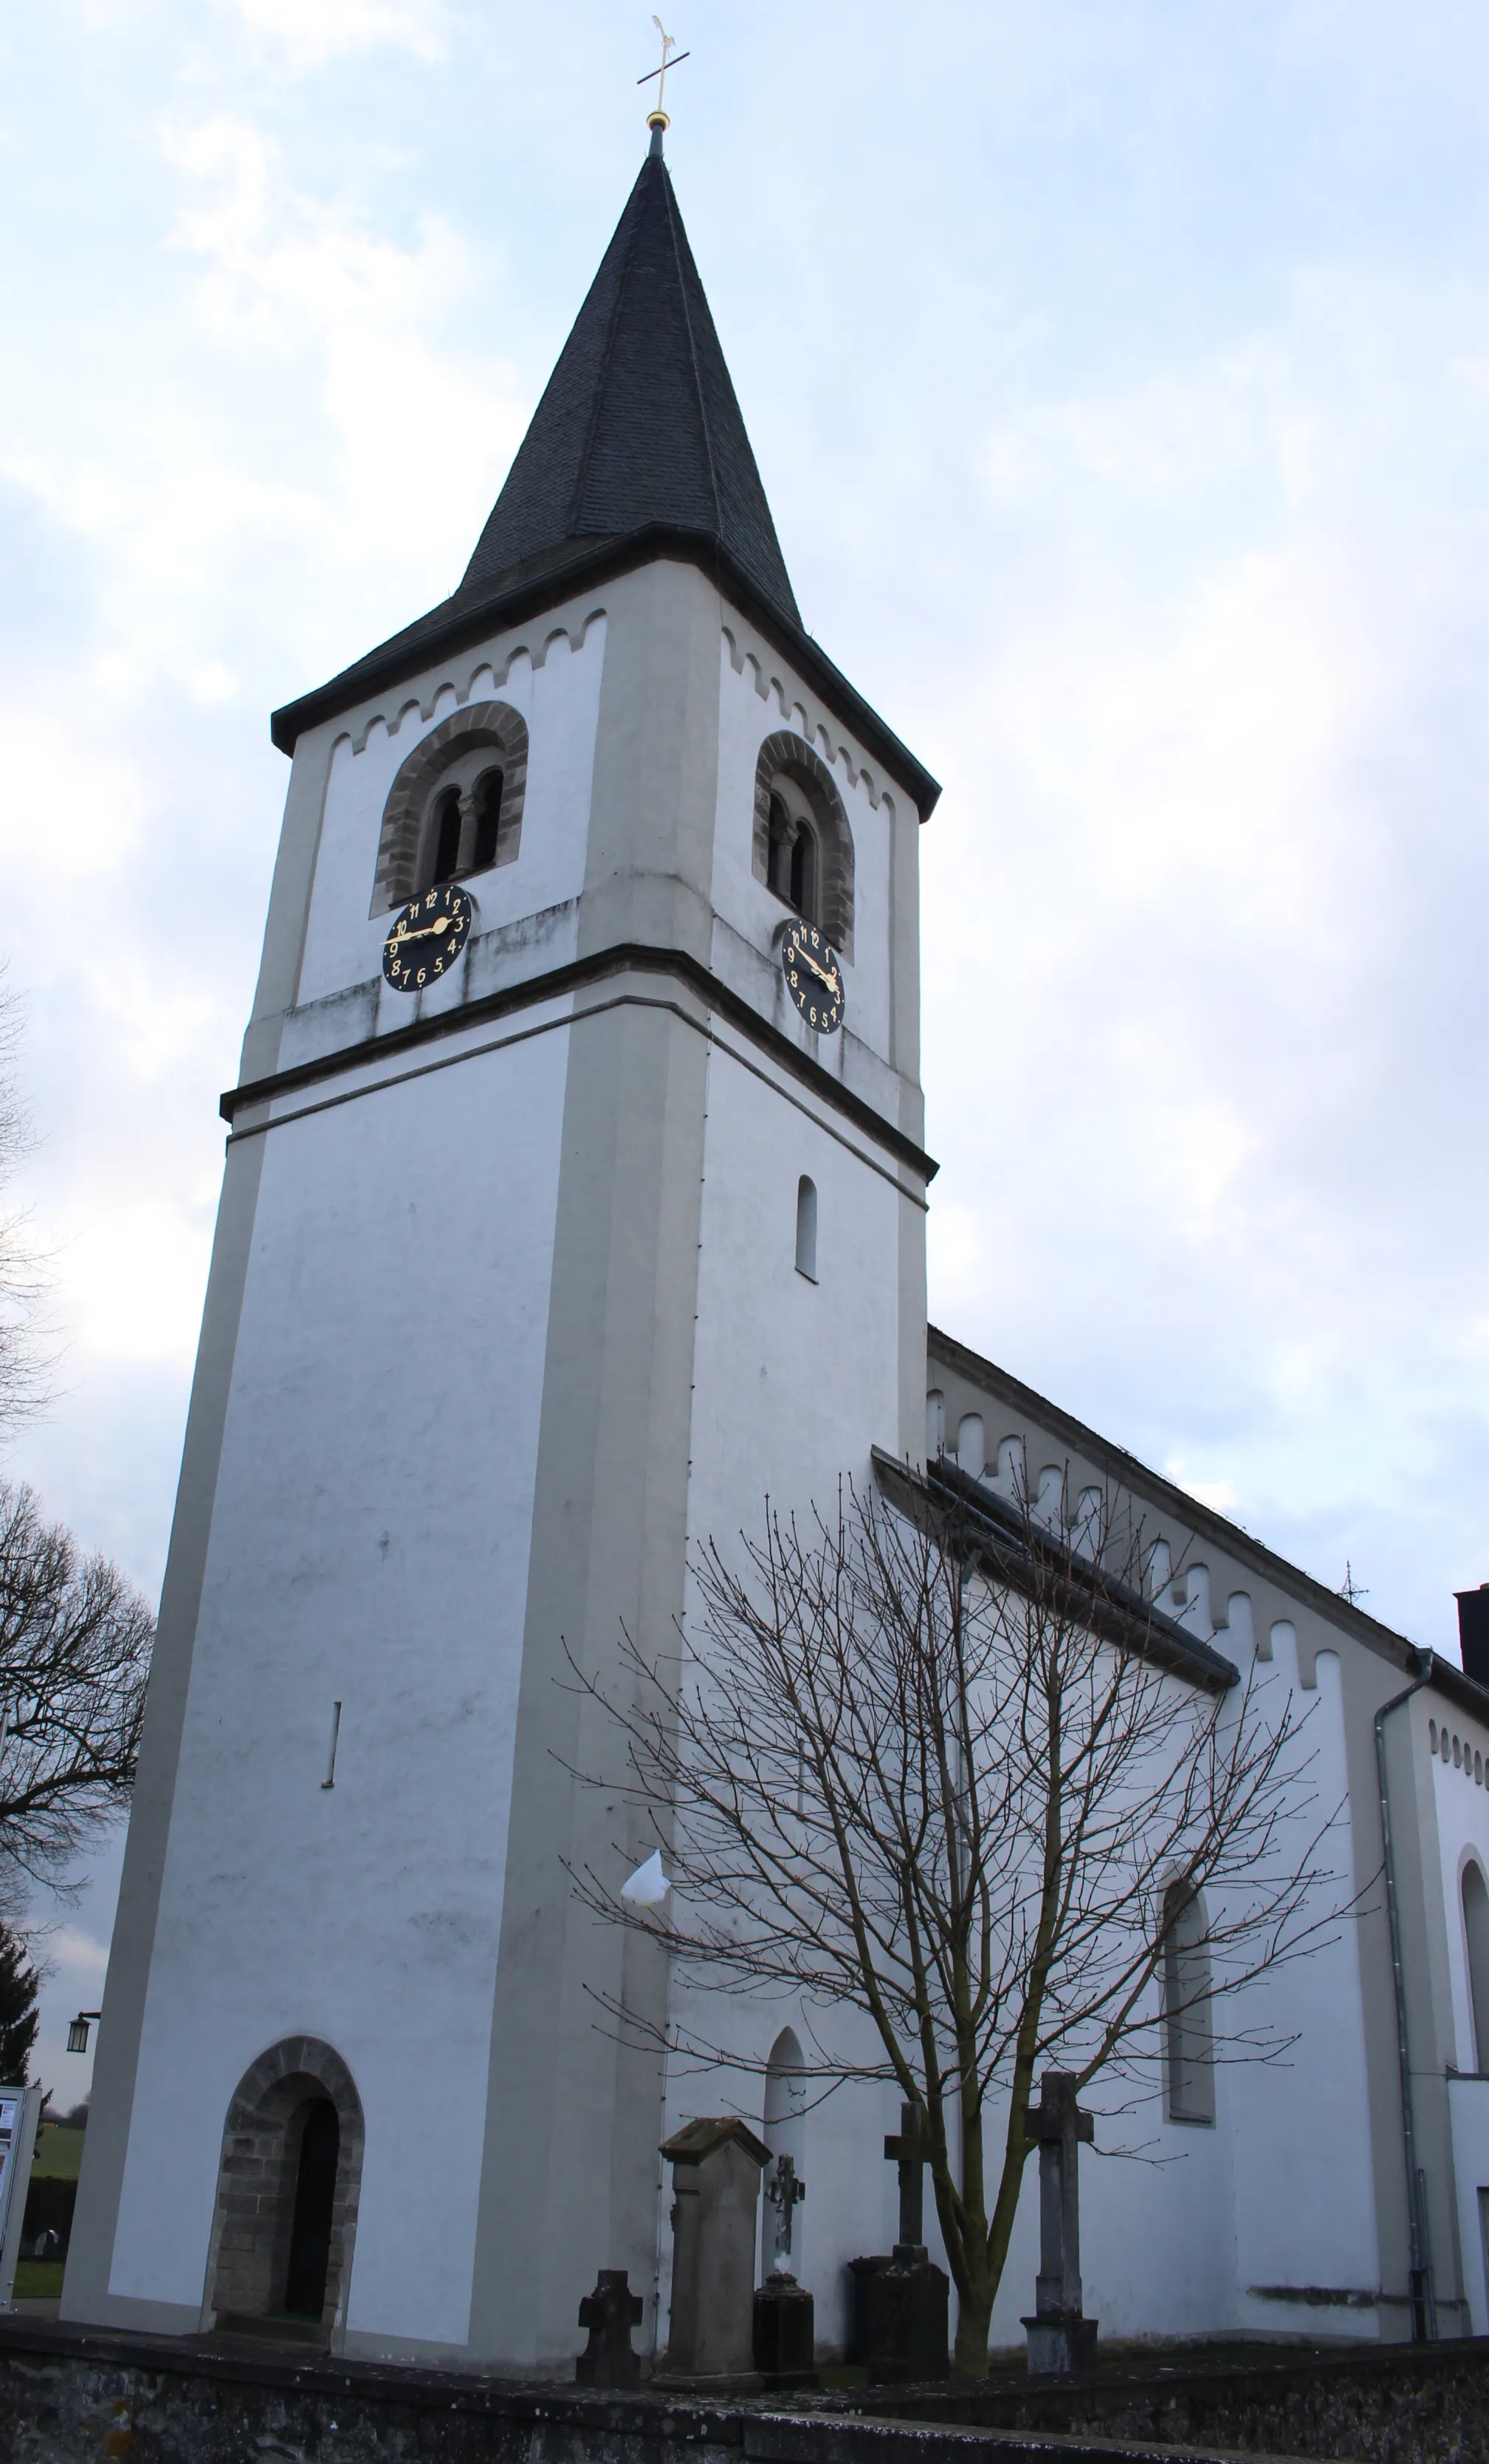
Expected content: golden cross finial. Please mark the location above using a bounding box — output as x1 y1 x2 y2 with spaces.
637 16 689 128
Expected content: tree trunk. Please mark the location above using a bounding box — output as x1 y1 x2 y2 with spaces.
952 2293 994 2378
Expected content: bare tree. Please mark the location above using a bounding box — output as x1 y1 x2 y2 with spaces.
0 1482 154 1901
0 985 153 1915
567 1452 1347 2376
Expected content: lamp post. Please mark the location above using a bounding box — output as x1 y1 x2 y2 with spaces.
66 2012 100 2055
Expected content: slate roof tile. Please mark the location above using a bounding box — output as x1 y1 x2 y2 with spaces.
459 135 797 624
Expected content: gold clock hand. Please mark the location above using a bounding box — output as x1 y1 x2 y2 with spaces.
391 915 458 943
794 947 840 992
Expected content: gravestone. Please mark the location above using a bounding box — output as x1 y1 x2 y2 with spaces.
1020 2070 1098 2375
656 2117 770 2386
574 2268 642 2387
864 2101 949 2384
753 2153 815 2388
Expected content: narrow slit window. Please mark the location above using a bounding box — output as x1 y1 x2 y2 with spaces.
472 769 504 872
432 789 462 884
795 1176 818 1281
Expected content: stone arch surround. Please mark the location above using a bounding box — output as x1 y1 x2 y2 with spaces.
752 729 856 957
371 700 530 916
202 2035 365 2337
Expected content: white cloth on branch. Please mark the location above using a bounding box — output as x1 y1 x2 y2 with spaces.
621 1849 670 1906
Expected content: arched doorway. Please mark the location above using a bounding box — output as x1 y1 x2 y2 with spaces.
203 2037 363 2340
283 2098 340 2318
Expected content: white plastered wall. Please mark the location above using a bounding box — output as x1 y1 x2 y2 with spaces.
108 1023 569 2347
658 1037 911 2357
1428 1695 1489 2330
1223 1638 1382 2336
295 615 607 1015
710 622 896 1077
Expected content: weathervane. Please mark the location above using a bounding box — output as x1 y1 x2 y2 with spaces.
638 16 690 128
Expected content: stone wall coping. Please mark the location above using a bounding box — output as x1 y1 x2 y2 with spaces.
4 2315 1488 2463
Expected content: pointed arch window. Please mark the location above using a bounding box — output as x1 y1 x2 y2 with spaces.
1162 1882 1215 2124
1464 1861 1489 2070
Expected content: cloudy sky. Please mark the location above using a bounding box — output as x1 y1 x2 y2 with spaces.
3 0 1488 2087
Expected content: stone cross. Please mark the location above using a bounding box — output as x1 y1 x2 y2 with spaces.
883 2101 932 2254
763 2152 805 2276
575 2268 642 2388
1021 2071 1098 2374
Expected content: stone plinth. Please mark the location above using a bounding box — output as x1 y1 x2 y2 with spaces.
752 2272 816 2388
865 2243 950 2384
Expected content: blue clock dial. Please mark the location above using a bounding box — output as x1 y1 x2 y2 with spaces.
781 919 845 1034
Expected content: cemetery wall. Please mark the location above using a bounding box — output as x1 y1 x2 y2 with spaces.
4 2318 1489 2464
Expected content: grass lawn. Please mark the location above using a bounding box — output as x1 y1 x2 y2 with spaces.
30 2127 84 2183
12 2262 63 2298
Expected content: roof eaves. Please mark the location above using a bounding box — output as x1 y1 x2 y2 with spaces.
871 1445 1239 1694
269 529 942 817
1426 1654 1489 1726
927 1323 1423 1680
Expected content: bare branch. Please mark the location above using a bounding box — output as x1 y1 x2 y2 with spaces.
563 1462 1353 2376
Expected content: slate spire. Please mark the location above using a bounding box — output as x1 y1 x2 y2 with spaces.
460 136 800 629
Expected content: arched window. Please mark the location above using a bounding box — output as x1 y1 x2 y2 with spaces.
1463 1863 1489 2070
795 1176 818 1281
371 701 529 916
1162 1883 1215 2124
767 793 793 899
956 1413 985 1479
431 787 462 884
472 767 505 874
788 821 816 921
926 1390 946 1458
752 732 855 955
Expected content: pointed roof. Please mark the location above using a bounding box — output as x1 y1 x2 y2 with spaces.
460 131 799 628
269 140 939 817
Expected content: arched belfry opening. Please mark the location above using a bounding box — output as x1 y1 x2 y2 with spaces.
203 2038 364 2341
371 700 530 916
753 732 854 956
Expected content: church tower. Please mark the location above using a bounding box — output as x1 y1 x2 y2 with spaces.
63 126 939 2369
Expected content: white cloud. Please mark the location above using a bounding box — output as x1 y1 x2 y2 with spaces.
47 1926 110 1981
214 0 450 69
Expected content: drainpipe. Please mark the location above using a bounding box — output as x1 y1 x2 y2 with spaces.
1374 1648 1437 2341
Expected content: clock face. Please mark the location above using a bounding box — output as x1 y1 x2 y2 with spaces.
382 883 473 992
780 919 845 1034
